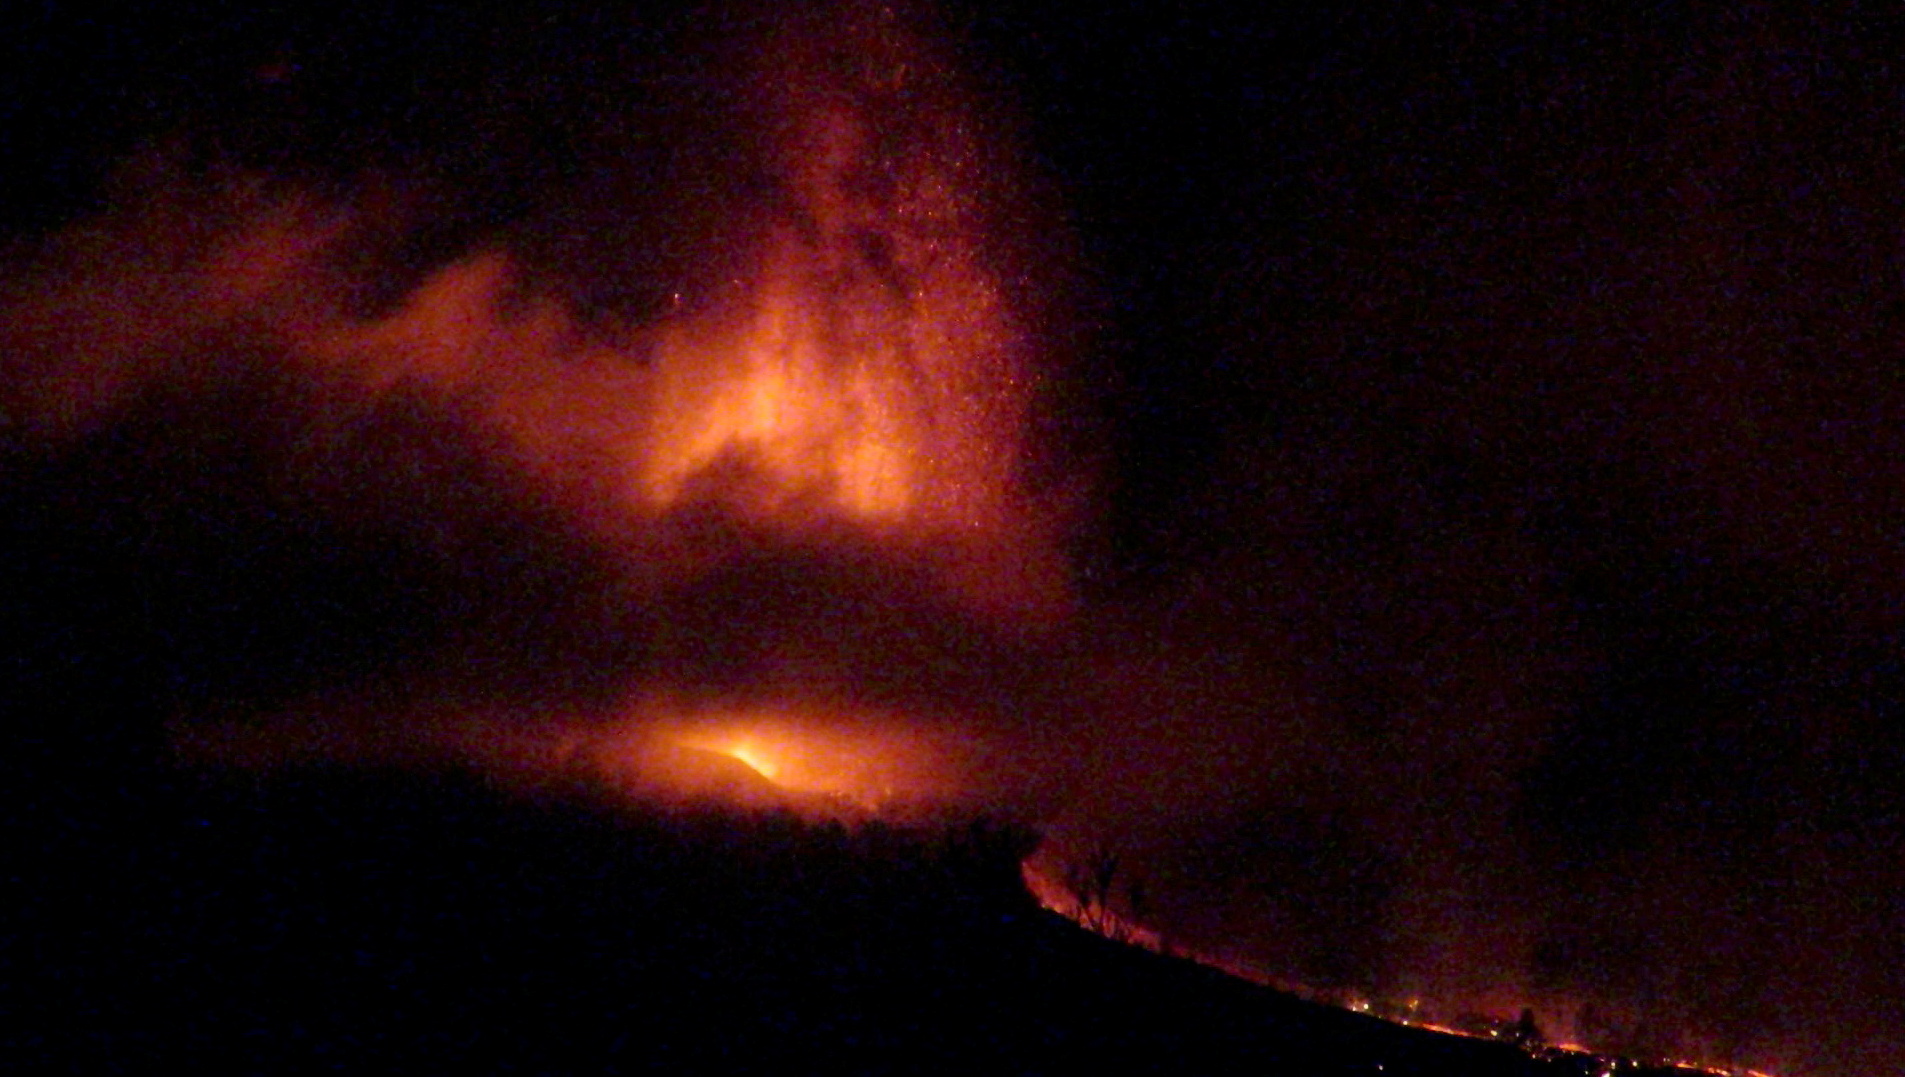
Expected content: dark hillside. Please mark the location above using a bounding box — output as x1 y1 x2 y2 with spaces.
13 763 1680 1075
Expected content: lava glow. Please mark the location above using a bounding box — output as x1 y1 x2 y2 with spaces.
545 706 970 817
74 1 1073 824
718 740 781 782
665 712 958 807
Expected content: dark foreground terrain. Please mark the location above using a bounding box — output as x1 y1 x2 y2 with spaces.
11 762 1684 1076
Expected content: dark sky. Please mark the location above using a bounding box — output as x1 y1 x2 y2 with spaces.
989 7 1905 1072
4 3 1902 1075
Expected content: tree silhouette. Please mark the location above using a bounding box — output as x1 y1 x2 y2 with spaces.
1510 1007 1543 1050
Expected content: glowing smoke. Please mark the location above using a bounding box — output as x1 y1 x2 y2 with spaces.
2 0 1080 802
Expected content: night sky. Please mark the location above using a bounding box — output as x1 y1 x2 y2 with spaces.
4 3 1903 1075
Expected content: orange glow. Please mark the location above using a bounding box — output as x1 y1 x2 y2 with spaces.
718 740 780 782
294 3 1069 622
556 702 971 817
1018 850 1165 953
636 238 927 527
666 715 945 808
120 0 1073 823
628 89 1033 562
0 0 1070 617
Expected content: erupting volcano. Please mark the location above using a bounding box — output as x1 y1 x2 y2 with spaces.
6 3 1903 1075
8 0 1074 805
600 710 962 811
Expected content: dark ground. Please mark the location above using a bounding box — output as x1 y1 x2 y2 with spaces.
10 759 1668 1076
